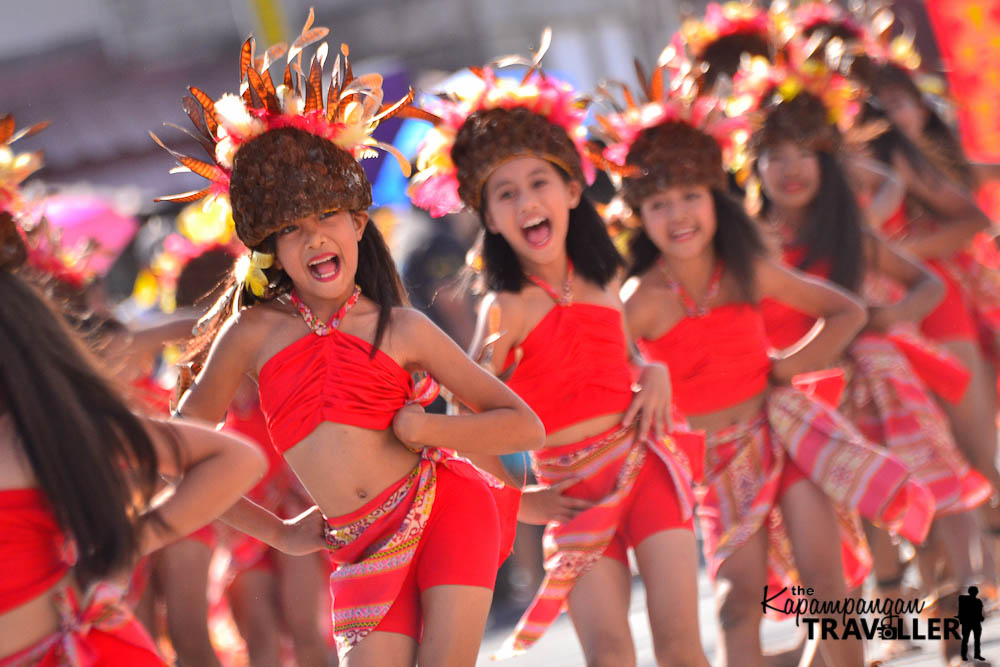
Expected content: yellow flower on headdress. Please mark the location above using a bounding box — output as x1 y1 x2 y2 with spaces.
236 251 273 297
177 198 235 246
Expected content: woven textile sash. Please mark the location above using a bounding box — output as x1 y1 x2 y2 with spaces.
494 424 696 659
843 336 991 516
0 583 164 667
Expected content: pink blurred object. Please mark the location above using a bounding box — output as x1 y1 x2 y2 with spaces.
40 193 138 277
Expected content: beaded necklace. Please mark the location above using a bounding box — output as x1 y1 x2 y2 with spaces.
527 261 574 306
289 284 362 336
660 258 723 318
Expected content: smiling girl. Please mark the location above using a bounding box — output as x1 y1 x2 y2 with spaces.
744 57 990 660
603 69 933 666
409 50 705 666
156 20 543 667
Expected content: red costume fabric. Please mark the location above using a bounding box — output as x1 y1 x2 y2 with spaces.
258 327 423 452
257 294 508 661
881 203 1000 352
762 249 988 516
0 489 163 665
636 303 771 415
503 303 634 434
496 422 699 658
494 296 699 658
639 306 935 598
324 450 501 660
0 489 72 614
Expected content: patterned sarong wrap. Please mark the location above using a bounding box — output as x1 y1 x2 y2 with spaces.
861 275 973 404
0 583 165 666
323 447 501 662
946 243 1000 357
493 423 699 659
841 335 992 515
699 386 935 611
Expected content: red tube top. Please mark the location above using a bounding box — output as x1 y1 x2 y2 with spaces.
258 329 418 453
761 246 826 349
638 304 771 415
503 303 634 434
224 402 286 486
0 488 73 613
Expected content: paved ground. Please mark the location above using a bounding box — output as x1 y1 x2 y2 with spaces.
477 570 1000 666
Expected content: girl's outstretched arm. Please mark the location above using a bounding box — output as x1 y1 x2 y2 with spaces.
892 152 990 259
141 417 267 554
755 258 868 382
864 230 944 331
848 154 905 227
175 308 266 424
393 308 544 455
621 279 674 439
172 307 320 553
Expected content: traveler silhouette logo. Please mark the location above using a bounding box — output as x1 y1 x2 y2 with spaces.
958 586 986 661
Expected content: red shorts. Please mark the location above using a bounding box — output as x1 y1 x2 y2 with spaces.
373 463 501 640
559 449 693 566
920 262 978 342
777 456 808 497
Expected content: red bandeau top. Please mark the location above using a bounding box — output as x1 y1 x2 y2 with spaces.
0 488 73 613
224 402 286 486
760 246 826 350
638 303 771 416
503 303 634 434
258 329 420 454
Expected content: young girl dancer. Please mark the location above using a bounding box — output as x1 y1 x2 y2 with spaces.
744 57 990 659
158 18 543 667
409 45 706 667
860 60 1000 501
0 118 267 665
604 71 933 667
156 243 331 666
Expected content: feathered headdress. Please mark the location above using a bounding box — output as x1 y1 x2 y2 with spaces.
678 2 775 58
0 116 100 288
671 2 777 89
589 55 749 207
0 115 47 219
408 29 594 217
727 40 862 160
154 8 415 247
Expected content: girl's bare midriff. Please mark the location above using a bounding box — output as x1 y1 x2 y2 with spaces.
543 411 628 449
282 422 422 518
0 573 79 658
685 390 768 436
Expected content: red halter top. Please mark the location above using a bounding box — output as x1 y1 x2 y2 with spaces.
258 287 432 454
503 268 634 434
637 261 771 415
639 304 772 415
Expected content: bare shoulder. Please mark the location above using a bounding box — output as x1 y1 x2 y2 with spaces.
225 300 289 345
622 272 661 334
479 290 526 336
389 305 436 336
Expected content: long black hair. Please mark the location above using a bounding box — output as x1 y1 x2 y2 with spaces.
627 188 765 301
0 221 168 585
758 150 865 291
476 175 625 293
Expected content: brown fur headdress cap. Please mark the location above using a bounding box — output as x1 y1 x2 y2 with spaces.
229 128 371 248
623 120 726 209
451 106 586 213
752 90 840 157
